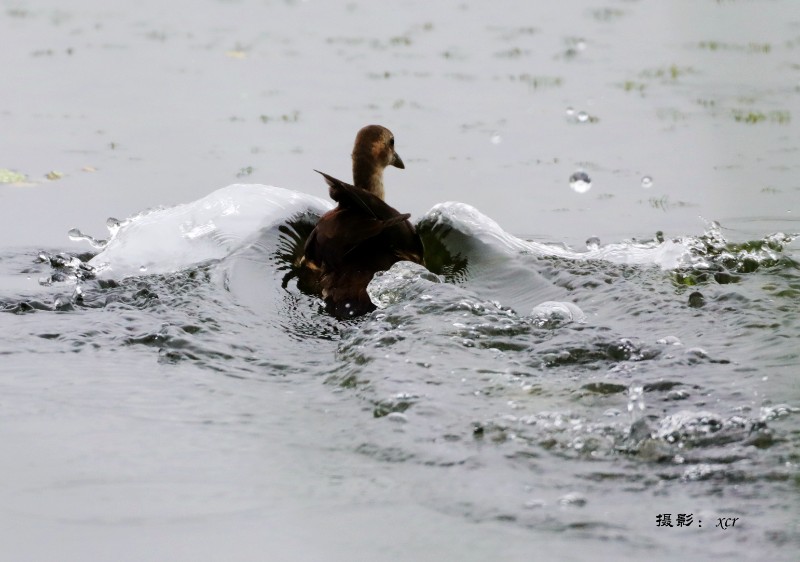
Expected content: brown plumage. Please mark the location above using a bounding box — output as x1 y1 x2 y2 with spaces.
300 125 425 318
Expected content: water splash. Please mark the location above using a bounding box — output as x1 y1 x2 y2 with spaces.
68 227 108 249
419 201 691 269
367 261 443 309
569 171 592 193
529 301 587 328
673 219 797 282
36 252 95 285
76 184 331 278
627 384 645 422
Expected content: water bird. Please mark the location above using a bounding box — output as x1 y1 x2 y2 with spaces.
299 125 425 318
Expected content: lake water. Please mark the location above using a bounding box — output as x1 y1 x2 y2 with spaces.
1 1 798 560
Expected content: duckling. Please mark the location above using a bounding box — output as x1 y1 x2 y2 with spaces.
300 125 425 318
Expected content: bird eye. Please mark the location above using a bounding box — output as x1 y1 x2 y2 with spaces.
389 137 394 147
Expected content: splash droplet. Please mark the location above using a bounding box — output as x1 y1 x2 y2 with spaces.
577 111 589 123
627 384 645 419
68 227 107 249
569 171 592 193
586 236 600 250
641 176 653 188
106 217 122 237
529 301 587 327
565 107 575 118
139 265 147 273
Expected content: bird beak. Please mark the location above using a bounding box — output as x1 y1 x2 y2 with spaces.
392 151 405 169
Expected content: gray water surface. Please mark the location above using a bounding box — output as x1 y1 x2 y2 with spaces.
1 1 799 561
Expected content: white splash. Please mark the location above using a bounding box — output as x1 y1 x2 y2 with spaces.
423 201 690 269
86 184 331 277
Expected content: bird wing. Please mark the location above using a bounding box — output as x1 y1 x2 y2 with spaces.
314 170 400 221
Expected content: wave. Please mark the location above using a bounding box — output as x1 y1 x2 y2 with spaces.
82 184 332 278
72 184 715 283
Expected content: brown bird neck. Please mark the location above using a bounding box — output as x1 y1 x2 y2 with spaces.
352 156 385 200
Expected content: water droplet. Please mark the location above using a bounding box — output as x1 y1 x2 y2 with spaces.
657 335 682 346
565 107 575 117
627 384 645 419
577 111 589 123
641 176 653 188
72 285 84 304
67 228 107 249
386 412 408 423
585 236 600 250
529 301 586 327
569 171 592 193
558 492 587 507
139 265 147 273
576 40 586 52
523 499 546 509
106 217 122 236
490 133 502 145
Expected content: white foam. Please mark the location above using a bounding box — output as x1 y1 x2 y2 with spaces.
87 184 331 277
424 201 691 269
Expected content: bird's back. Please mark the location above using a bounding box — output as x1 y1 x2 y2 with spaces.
301 173 424 318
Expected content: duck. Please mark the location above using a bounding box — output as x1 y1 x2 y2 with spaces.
299 125 425 318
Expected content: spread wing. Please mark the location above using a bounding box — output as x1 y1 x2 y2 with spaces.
314 170 401 221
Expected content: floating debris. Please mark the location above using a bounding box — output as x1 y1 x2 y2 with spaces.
639 65 696 81
0 168 28 184
731 109 790 124
697 41 772 54
512 74 563 89
225 49 247 59
259 111 300 123
620 80 647 94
